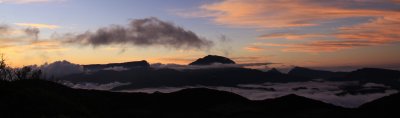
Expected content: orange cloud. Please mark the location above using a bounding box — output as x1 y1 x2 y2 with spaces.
337 15 400 43
244 46 264 52
189 0 400 52
197 0 396 28
27 40 66 51
258 33 326 40
261 40 382 53
0 39 66 53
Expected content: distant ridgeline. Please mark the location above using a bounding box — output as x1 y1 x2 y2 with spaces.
59 55 400 90
82 60 150 71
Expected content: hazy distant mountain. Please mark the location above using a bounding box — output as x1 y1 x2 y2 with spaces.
345 68 400 81
288 66 347 79
189 55 236 65
61 65 400 90
83 60 150 71
341 68 400 89
63 67 309 90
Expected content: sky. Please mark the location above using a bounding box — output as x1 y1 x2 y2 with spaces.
0 0 399 70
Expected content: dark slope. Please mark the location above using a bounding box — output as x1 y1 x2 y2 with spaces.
189 55 236 65
259 94 341 110
246 94 347 118
0 79 92 117
267 68 282 74
0 79 361 118
359 93 400 118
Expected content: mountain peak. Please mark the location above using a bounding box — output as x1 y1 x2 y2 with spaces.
189 55 236 65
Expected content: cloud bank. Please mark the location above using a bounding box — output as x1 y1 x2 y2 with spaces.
63 17 213 50
116 81 398 108
38 60 83 79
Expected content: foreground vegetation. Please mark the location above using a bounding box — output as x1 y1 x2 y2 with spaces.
0 55 42 81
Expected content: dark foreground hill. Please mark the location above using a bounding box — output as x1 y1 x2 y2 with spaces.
0 79 399 118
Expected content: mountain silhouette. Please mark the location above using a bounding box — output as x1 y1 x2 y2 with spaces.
345 68 400 81
83 60 150 71
288 66 347 80
189 55 236 65
63 67 305 90
62 65 400 90
57 55 400 91
334 68 400 89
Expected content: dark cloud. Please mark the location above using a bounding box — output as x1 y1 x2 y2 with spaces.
24 27 40 40
64 17 213 50
0 24 41 40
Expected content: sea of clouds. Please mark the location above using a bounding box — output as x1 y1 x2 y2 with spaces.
63 81 398 108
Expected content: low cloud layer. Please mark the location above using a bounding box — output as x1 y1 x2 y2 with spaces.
63 17 213 50
115 81 398 108
62 81 131 91
103 66 129 71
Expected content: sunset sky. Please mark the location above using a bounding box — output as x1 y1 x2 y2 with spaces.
0 0 399 70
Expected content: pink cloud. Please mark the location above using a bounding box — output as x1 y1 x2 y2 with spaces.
182 0 400 52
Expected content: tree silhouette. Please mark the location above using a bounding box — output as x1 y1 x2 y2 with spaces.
0 54 43 81
15 66 32 80
0 54 13 80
